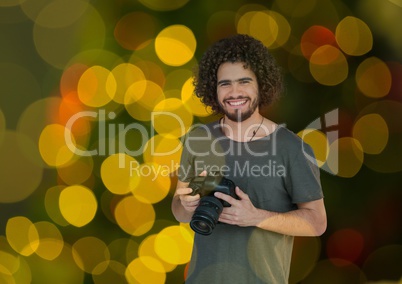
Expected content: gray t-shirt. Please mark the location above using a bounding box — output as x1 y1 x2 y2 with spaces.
178 121 323 284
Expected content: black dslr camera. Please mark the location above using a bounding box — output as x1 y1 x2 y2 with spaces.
188 175 237 235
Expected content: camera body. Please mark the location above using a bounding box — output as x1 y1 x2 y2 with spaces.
188 175 237 235
189 175 236 207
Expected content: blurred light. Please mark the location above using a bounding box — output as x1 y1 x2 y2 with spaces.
326 229 365 263
0 63 41 129
137 0 189 11
327 137 364 178
125 256 166 284
26 244 84 283
238 11 278 47
32 0 90 28
301 26 337 60
274 0 317 17
60 63 89 97
0 0 27 6
38 124 76 167
358 101 402 173
289 237 322 283
72 237 110 274
0 250 31 283
309 45 348 86
101 153 140 195
114 12 158 51
131 162 171 204
66 49 124 71
17 98 70 166
155 25 196 66
110 63 146 104
356 57 392 98
152 98 193 138
0 109 5 145
92 260 126 284
77 66 116 107
0 250 19 274
143 134 182 172
181 77 212 117
33 3 105 69
125 80 165 121
6 216 39 256
362 245 402 282
358 0 402 61
44 186 69 226
58 155 94 185
59 185 98 227
297 129 329 167
206 11 237 43
336 16 373 56
32 221 64 261
352 114 389 154
139 235 177 272
0 131 43 203
302 259 366 283
154 225 193 265
107 238 139 266
237 10 290 49
114 196 155 236
131 59 166 88
387 61 402 102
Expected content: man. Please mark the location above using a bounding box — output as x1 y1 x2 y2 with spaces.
171 34 326 283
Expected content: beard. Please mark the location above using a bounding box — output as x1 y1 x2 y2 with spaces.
219 96 259 122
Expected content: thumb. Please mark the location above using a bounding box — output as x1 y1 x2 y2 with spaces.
199 170 208 176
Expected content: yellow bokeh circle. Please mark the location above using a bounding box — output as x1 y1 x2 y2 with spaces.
101 153 140 195
155 25 196 66
6 216 39 256
352 114 389 154
77 66 116 107
153 98 193 138
59 185 98 227
114 196 155 236
39 124 76 167
154 225 193 265
356 57 391 98
181 77 212 117
309 45 348 86
297 129 329 167
336 16 373 56
125 256 166 284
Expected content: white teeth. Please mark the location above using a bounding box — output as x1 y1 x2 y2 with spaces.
228 100 246 106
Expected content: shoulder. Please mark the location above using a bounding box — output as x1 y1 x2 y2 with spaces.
274 125 314 156
185 120 221 139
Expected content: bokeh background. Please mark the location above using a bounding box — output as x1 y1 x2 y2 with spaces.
1 0 401 283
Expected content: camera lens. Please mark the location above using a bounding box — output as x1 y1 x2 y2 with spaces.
190 196 223 235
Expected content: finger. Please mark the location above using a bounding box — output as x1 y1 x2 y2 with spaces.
214 191 237 205
180 194 200 202
199 170 207 176
235 187 249 200
176 187 193 195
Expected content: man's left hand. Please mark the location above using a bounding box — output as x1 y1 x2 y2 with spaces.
214 187 262 227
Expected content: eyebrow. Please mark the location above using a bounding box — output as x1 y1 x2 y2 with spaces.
217 77 254 85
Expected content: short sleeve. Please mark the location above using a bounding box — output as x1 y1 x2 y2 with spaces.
287 142 324 203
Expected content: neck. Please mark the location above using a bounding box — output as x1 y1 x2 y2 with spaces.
221 113 264 142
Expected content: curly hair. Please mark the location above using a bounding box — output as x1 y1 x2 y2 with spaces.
193 34 284 114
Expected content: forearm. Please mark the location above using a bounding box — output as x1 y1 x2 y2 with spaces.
171 196 194 223
255 207 327 237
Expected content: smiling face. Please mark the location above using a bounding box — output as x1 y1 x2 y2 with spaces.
216 62 260 122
